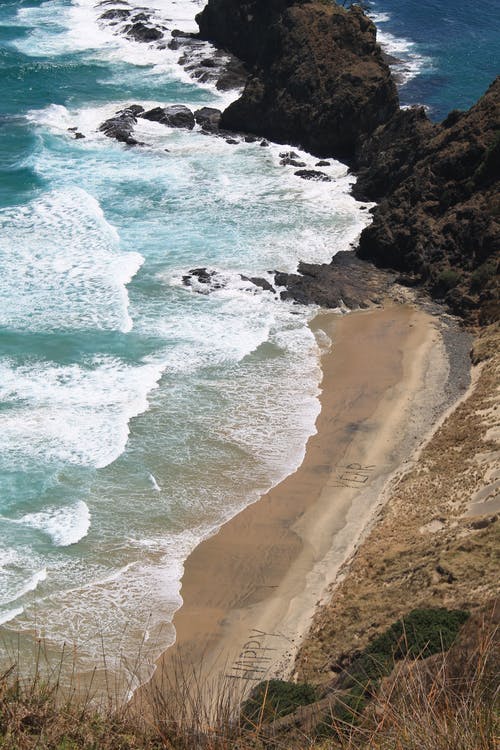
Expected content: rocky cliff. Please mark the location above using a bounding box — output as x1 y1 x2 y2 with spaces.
197 0 399 161
196 0 499 323
355 78 500 323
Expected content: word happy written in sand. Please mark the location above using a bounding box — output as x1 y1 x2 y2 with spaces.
330 462 375 489
226 629 284 682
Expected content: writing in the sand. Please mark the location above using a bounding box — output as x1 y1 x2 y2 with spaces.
226 629 281 682
330 462 375 489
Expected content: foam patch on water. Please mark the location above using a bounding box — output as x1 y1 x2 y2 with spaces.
0 357 164 468
18 501 91 546
0 188 142 332
370 9 434 84
14 0 237 101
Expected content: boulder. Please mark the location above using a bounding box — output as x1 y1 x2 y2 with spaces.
125 21 163 42
99 107 142 145
140 105 195 129
194 107 222 132
294 169 331 182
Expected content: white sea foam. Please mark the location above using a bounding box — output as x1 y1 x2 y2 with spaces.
0 607 24 626
0 357 164 468
370 9 433 84
15 0 237 100
18 502 91 547
0 188 143 333
148 474 161 492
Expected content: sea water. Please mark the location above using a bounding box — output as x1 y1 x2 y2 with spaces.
0 0 372 686
370 0 499 120
0 0 496 689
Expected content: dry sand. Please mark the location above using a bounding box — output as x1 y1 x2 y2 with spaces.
141 302 458 706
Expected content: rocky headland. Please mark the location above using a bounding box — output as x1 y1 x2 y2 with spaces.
195 0 499 324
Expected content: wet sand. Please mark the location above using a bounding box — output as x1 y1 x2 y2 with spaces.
140 303 452 707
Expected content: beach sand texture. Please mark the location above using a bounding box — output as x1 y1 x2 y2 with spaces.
140 303 458 706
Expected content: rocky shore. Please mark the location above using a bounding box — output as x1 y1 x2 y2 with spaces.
195 0 499 325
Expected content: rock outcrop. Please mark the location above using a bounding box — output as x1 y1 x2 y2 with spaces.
99 106 144 145
197 0 398 161
355 79 500 323
274 252 395 310
195 0 499 323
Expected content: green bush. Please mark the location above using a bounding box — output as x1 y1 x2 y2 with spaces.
365 607 469 661
317 608 469 738
470 259 498 291
436 268 461 291
241 678 318 726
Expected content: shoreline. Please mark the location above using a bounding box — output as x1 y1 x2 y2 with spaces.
138 300 470 709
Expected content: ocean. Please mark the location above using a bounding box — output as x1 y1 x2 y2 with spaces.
0 0 497 689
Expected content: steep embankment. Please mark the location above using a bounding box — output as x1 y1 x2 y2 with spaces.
296 321 500 685
197 0 398 161
355 79 500 324
196 0 499 323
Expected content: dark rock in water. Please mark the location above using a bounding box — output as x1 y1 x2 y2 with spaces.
74 132 85 139
125 104 145 116
67 127 77 132
99 8 131 21
198 0 398 160
194 107 222 132
316 160 330 167
244 135 259 143
99 107 141 145
280 151 299 159
280 157 306 167
171 28 199 39
241 275 276 293
182 268 276 295
226 138 239 145
294 169 331 182
215 55 248 91
274 252 395 310
260 139 269 147
140 105 195 129
182 268 226 292
125 21 163 42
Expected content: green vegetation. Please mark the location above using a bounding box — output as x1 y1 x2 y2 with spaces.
241 678 317 727
474 130 500 185
0 607 496 750
435 268 461 292
470 259 498 291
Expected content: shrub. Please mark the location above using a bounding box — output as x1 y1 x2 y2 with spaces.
436 268 461 291
241 678 318 727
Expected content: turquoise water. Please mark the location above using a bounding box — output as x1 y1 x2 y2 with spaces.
1 0 496 688
0 0 370 684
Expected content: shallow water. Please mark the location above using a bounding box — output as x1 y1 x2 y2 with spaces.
0 0 372 685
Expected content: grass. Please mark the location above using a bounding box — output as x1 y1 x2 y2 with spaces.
0 607 497 749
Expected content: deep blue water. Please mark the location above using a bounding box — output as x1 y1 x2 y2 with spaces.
371 0 499 120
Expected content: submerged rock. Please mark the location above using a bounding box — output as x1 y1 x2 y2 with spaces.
182 268 276 295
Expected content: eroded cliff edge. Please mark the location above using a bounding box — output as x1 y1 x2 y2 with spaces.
196 0 499 324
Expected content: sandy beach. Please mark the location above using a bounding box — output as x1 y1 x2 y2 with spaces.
140 301 461 707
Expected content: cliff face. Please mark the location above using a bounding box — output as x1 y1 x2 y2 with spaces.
355 78 500 323
197 0 399 160
196 0 499 322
